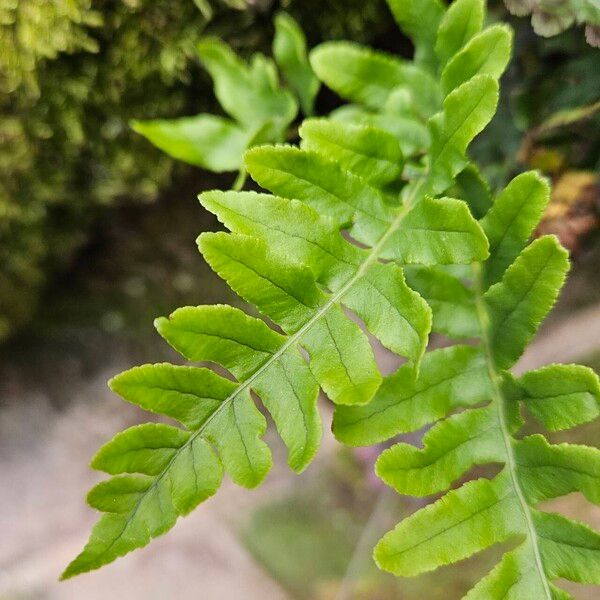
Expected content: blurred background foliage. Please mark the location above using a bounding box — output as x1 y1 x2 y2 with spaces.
0 0 598 347
0 0 389 342
473 16 600 255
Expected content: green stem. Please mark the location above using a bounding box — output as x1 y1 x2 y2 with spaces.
471 262 552 599
232 167 247 191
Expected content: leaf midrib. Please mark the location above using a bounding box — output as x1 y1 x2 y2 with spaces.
472 261 553 599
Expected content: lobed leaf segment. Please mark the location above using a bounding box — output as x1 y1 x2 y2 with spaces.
339 170 600 598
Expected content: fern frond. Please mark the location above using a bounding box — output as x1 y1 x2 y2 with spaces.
65 0 525 581
336 167 600 597
63 68 497 577
311 47 504 198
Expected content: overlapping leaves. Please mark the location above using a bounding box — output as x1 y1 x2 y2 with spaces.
335 169 600 598
63 65 496 575
310 0 512 172
63 13 509 572
326 3 600 596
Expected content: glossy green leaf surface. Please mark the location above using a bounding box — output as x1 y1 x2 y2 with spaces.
485 235 569 370
299 118 404 187
517 364 600 431
441 25 513 96
310 41 441 117
435 0 485 68
480 171 550 287
67 90 493 575
425 75 500 195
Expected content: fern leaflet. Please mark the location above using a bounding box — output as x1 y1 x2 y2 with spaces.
131 15 312 183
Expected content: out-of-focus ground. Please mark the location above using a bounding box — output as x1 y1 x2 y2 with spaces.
1 188 599 599
0 365 287 600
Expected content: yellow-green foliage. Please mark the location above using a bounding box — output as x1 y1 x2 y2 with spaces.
0 0 101 95
0 0 386 341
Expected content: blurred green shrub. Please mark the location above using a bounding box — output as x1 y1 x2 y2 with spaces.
0 0 387 341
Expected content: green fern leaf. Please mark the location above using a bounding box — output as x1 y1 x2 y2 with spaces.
298 118 404 187
132 31 299 178
409 171 550 340
334 345 492 446
337 169 600 598
243 144 395 243
404 266 480 338
455 163 493 219
386 0 446 71
197 37 297 133
440 24 513 96
65 66 495 576
309 7 510 181
130 116 250 172
425 75 499 195
62 419 226 578
485 235 569 370
66 5 553 585
328 103 431 158
154 306 321 470
480 171 550 287
273 13 319 116
516 364 600 432
435 0 486 68
309 41 442 118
